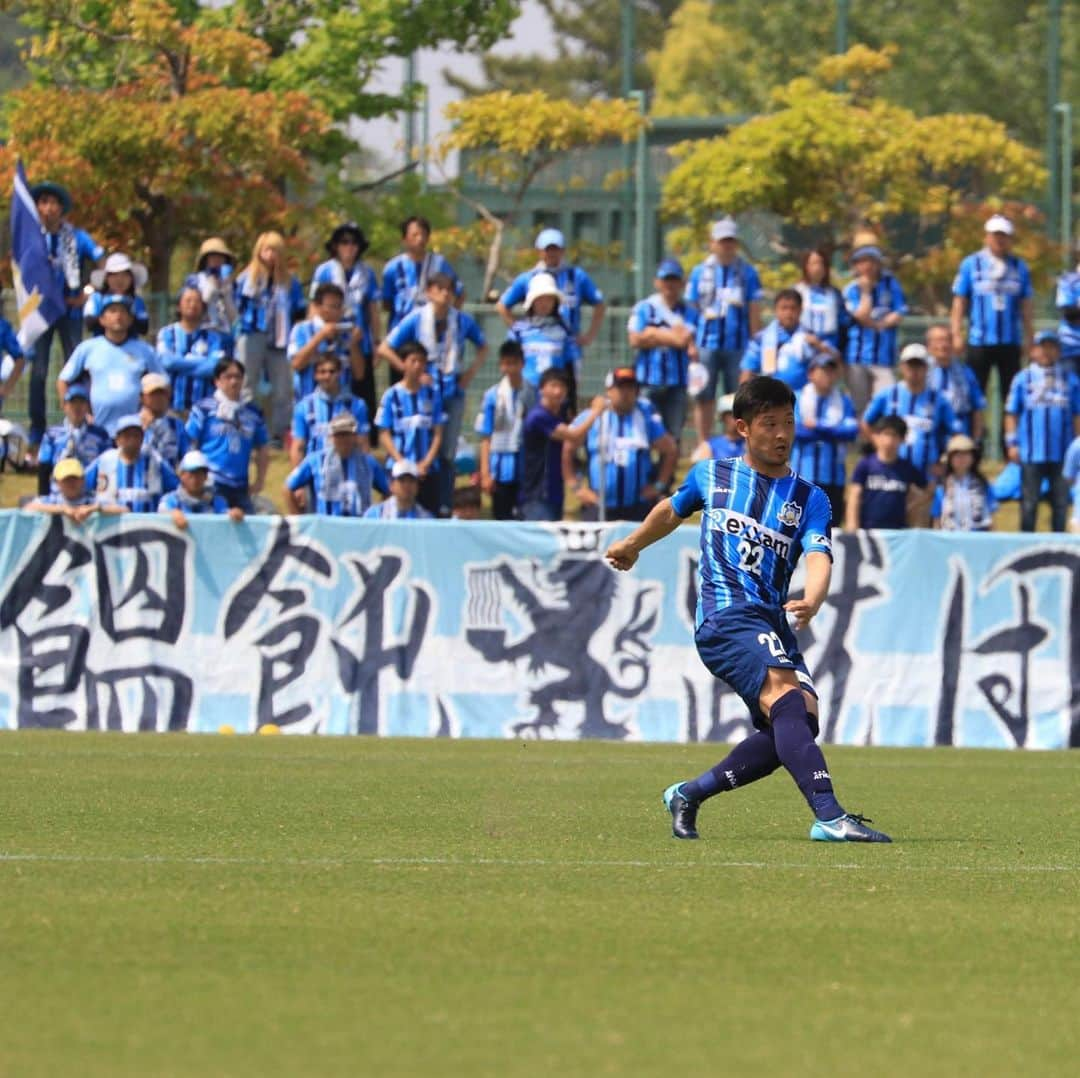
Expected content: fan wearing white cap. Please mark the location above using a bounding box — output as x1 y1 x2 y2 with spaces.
158 450 240 527
684 217 764 445
85 412 179 512
362 457 434 520
495 227 606 386
84 252 150 339
860 342 959 484
57 294 167 438
284 411 389 518
380 215 463 336
504 272 574 391
23 180 105 455
950 214 1033 416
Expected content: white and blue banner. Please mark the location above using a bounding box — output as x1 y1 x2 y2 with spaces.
0 510 1077 749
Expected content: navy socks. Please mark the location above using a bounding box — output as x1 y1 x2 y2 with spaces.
769 689 844 821
679 729 782 803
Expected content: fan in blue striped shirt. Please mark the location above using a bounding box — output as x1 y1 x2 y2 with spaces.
381 216 463 333
290 353 370 467
1004 333 1080 532
284 413 388 517
158 450 240 528
140 373 188 469
156 288 234 412
925 324 986 441
791 356 858 525
861 345 959 481
37 385 111 495
627 259 698 441
1056 263 1080 369
85 415 179 512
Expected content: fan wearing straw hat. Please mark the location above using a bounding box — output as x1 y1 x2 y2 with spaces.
185 237 238 334
506 272 574 394
930 434 997 531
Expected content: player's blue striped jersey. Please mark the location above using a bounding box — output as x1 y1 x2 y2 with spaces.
38 419 112 478
86 447 178 512
1004 363 1080 464
953 250 1032 347
575 401 666 508
143 413 188 469
310 259 379 354
287 318 352 400
375 383 446 464
740 321 816 391
843 273 907 366
156 323 233 413
795 283 849 348
291 390 370 459
863 384 959 479
474 379 537 484
685 257 764 352
158 489 231 515
385 308 485 401
791 385 858 486
499 265 604 361
928 361 986 437
670 457 833 627
1055 270 1080 361
1063 437 1080 519
381 252 462 331
628 294 698 387
507 317 574 387
285 449 389 517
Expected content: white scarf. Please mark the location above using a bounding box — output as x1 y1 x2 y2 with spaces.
699 255 743 311
320 448 369 515
326 259 370 319
760 321 808 376
797 384 845 427
44 222 82 291
213 388 241 422
418 304 460 375
940 474 992 531
489 377 531 455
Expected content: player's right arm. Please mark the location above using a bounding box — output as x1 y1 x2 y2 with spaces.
606 462 702 570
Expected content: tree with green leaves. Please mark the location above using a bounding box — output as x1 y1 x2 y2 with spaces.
661 48 1050 310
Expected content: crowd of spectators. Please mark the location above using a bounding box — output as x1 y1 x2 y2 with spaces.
2 178 1080 534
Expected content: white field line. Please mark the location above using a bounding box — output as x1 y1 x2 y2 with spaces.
0 852 1077 873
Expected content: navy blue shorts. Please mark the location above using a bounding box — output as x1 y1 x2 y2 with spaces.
694 604 817 731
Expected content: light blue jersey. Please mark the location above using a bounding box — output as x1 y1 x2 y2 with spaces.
740 321 816 391
791 385 858 487
499 264 603 362
285 449 389 517
575 401 666 508
1005 364 1080 464
185 396 268 489
375 383 446 465
385 308 485 400
843 274 907 366
507 317 574 387
474 380 536 484
670 457 833 627
381 252 462 331
58 336 165 436
288 318 352 400
292 390 370 459
686 258 763 352
928 361 986 437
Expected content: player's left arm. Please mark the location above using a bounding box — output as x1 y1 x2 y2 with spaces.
784 551 831 630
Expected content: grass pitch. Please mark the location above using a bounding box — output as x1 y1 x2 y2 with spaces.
1 733 1078 1077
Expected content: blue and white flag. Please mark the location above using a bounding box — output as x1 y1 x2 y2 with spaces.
9 160 66 350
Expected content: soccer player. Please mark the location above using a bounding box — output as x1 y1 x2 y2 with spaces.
1003 331 1080 532
605 375 891 844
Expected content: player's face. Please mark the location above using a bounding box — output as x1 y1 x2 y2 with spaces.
739 406 795 469
853 255 880 280
314 360 341 392
181 468 208 496
775 296 801 331
926 327 951 363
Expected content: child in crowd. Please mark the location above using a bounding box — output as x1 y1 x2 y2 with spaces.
26 458 126 522
931 434 996 531
158 450 243 527
846 415 930 531
506 273 574 393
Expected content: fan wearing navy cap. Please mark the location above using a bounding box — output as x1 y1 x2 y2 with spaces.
57 294 165 437
311 222 381 422
685 218 764 444
951 215 1033 403
25 179 105 453
158 450 241 527
284 412 388 518
86 413 178 512
791 353 858 526
36 383 111 495
627 258 698 446
362 458 433 520
1004 331 1080 532
496 227 606 402
568 367 676 523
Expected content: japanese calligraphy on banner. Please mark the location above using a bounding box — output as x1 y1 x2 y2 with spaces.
0 511 1077 749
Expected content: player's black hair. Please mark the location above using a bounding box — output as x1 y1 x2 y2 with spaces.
774 287 803 308
731 375 795 422
539 368 570 389
312 282 345 305
873 414 908 437
425 271 454 292
213 357 245 381
498 339 524 363
401 215 432 238
398 341 429 363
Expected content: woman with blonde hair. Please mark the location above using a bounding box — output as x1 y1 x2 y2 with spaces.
234 231 306 444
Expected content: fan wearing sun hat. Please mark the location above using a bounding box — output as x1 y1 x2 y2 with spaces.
185 237 238 334
84 252 150 338
950 214 1033 408
930 434 997 532
505 272 574 392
